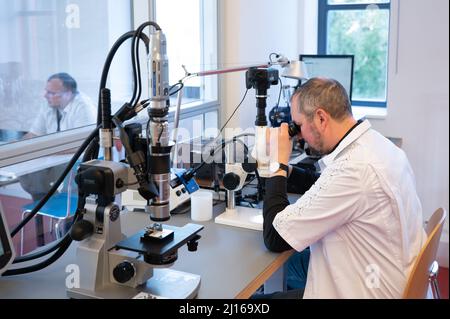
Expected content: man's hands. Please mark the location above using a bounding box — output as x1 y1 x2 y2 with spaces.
267 123 293 177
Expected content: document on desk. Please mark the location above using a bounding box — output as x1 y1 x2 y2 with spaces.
0 154 73 179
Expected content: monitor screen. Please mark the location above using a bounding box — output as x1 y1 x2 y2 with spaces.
300 54 354 101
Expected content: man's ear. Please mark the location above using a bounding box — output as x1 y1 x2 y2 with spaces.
315 108 329 131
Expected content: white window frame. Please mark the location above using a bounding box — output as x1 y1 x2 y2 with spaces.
318 0 391 108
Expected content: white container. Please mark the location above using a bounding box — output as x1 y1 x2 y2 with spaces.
190 190 213 221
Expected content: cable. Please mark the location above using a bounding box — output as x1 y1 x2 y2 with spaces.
96 31 149 126
3 216 78 275
169 82 184 96
10 125 100 238
188 133 254 178
157 123 164 143
219 88 249 135
112 118 134 155
276 76 283 107
269 53 280 64
12 195 86 263
130 22 161 107
145 117 152 175
5 23 157 272
176 89 250 177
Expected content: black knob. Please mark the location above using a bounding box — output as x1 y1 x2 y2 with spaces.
223 172 240 191
70 220 94 241
242 162 257 173
187 235 201 252
113 261 135 284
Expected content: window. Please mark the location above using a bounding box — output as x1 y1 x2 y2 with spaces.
0 0 218 257
154 0 218 106
318 0 390 107
0 0 218 165
0 0 133 140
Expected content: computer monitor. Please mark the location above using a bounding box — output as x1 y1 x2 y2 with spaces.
0 201 15 275
300 54 354 101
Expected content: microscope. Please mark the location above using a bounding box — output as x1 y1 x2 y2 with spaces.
66 23 204 299
247 67 279 178
67 160 202 299
214 138 262 230
215 67 278 231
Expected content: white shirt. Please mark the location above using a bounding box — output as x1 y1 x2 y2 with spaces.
273 120 426 298
29 92 96 135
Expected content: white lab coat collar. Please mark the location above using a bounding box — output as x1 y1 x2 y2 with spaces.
319 119 371 170
59 93 78 115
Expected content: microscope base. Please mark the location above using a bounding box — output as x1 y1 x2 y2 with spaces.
67 268 201 299
215 206 263 231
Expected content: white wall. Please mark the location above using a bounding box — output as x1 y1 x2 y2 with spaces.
220 0 449 266
371 0 449 266
219 0 301 135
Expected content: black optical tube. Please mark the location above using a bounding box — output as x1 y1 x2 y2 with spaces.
101 88 111 129
255 88 268 127
149 152 172 175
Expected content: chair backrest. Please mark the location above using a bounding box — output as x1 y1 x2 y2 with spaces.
403 208 447 299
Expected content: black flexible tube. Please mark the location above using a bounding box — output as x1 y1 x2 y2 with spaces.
3 214 80 275
130 22 160 107
5 23 155 273
10 125 100 238
12 194 86 264
96 31 150 126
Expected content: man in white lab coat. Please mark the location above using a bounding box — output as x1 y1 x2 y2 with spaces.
262 77 425 298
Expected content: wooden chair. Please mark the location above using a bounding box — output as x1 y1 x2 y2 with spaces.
403 208 447 299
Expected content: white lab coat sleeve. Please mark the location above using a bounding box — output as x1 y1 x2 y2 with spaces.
29 109 48 135
273 160 364 252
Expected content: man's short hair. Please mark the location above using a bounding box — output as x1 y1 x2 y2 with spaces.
48 72 78 94
293 77 352 121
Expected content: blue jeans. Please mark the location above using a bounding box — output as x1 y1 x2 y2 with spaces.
285 248 310 290
251 248 310 299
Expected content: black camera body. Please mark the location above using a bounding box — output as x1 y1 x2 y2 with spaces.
245 68 279 91
245 67 279 127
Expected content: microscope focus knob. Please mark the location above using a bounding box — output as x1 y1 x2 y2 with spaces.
70 220 94 241
223 172 240 191
113 261 136 284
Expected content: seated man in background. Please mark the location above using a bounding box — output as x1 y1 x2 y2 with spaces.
25 72 96 138
262 77 425 298
19 72 96 247
20 72 96 200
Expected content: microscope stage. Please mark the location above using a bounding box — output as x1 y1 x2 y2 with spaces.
114 223 203 265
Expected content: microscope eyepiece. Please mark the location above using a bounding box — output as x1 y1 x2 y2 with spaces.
288 122 301 137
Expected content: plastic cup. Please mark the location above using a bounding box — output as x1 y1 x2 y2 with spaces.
190 190 213 221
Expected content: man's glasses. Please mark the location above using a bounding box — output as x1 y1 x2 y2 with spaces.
44 90 69 97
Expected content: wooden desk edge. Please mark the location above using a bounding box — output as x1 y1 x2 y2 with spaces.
235 249 295 299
